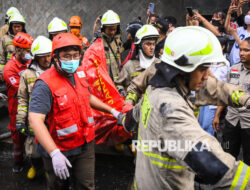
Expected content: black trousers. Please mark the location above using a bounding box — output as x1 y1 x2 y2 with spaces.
42 141 95 190
222 120 250 165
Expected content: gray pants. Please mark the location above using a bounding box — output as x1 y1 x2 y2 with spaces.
42 141 95 190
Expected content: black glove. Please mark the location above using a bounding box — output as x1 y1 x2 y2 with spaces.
117 112 125 126
118 88 127 97
16 123 29 136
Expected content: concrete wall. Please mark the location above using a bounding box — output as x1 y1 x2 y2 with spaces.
0 0 236 41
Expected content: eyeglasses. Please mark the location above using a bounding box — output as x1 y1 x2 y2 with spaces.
60 54 80 61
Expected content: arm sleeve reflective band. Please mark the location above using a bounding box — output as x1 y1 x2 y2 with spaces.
230 161 250 190
0 64 4 69
27 78 37 84
232 91 246 105
130 72 141 78
17 106 28 112
125 92 138 104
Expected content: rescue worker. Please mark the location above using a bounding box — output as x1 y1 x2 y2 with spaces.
0 7 20 40
153 18 169 58
69 16 89 53
213 37 250 165
3 32 33 173
100 10 123 82
119 26 250 189
28 33 121 189
16 36 52 179
115 24 160 96
48 17 68 40
122 20 143 66
0 13 26 81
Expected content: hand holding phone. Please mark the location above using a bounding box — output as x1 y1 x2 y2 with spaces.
149 3 155 14
186 7 194 17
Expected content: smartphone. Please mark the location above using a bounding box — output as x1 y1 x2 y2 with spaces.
186 7 194 17
149 3 155 14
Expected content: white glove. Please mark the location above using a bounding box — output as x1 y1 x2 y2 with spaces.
0 93 7 101
50 149 72 180
110 108 121 119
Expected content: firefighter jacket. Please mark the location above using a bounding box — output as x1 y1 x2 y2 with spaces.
102 32 123 81
38 66 95 151
0 32 15 74
16 63 45 125
3 55 28 131
128 75 250 190
0 24 9 40
115 57 160 92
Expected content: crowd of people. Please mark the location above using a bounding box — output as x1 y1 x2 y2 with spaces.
0 0 250 189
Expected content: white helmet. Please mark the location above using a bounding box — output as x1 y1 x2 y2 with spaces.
161 26 227 73
48 17 68 34
8 13 25 24
5 7 20 20
101 10 120 27
134 24 159 44
31 36 52 57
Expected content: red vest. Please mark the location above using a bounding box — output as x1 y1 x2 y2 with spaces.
3 55 28 131
39 66 95 151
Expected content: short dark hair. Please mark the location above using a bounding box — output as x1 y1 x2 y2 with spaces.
164 16 177 26
244 37 250 44
54 45 81 56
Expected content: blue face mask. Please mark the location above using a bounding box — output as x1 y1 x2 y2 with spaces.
60 59 80 74
24 53 32 61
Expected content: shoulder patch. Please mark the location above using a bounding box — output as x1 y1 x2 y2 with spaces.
77 71 86 78
9 76 16 84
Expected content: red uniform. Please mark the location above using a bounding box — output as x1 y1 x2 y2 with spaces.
3 55 29 163
39 66 95 151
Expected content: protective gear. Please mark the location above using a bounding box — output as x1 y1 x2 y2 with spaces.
118 88 127 97
161 26 227 73
60 59 80 74
5 7 20 21
139 49 155 68
101 10 120 27
48 17 68 34
50 149 72 180
39 66 95 151
69 16 82 27
16 123 29 136
154 18 169 34
110 108 121 119
8 13 25 24
52 33 82 55
134 24 159 45
31 36 52 57
13 32 33 49
126 21 143 40
24 53 32 61
244 15 250 25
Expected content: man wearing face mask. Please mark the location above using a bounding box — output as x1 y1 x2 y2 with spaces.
0 13 26 81
28 33 121 189
3 32 33 173
115 25 160 97
69 16 89 53
16 36 52 179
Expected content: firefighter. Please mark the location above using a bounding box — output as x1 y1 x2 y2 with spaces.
100 10 123 82
119 26 250 189
0 7 20 40
28 33 120 189
0 13 26 81
69 16 89 53
115 24 160 96
48 17 68 40
3 32 33 173
16 36 52 179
